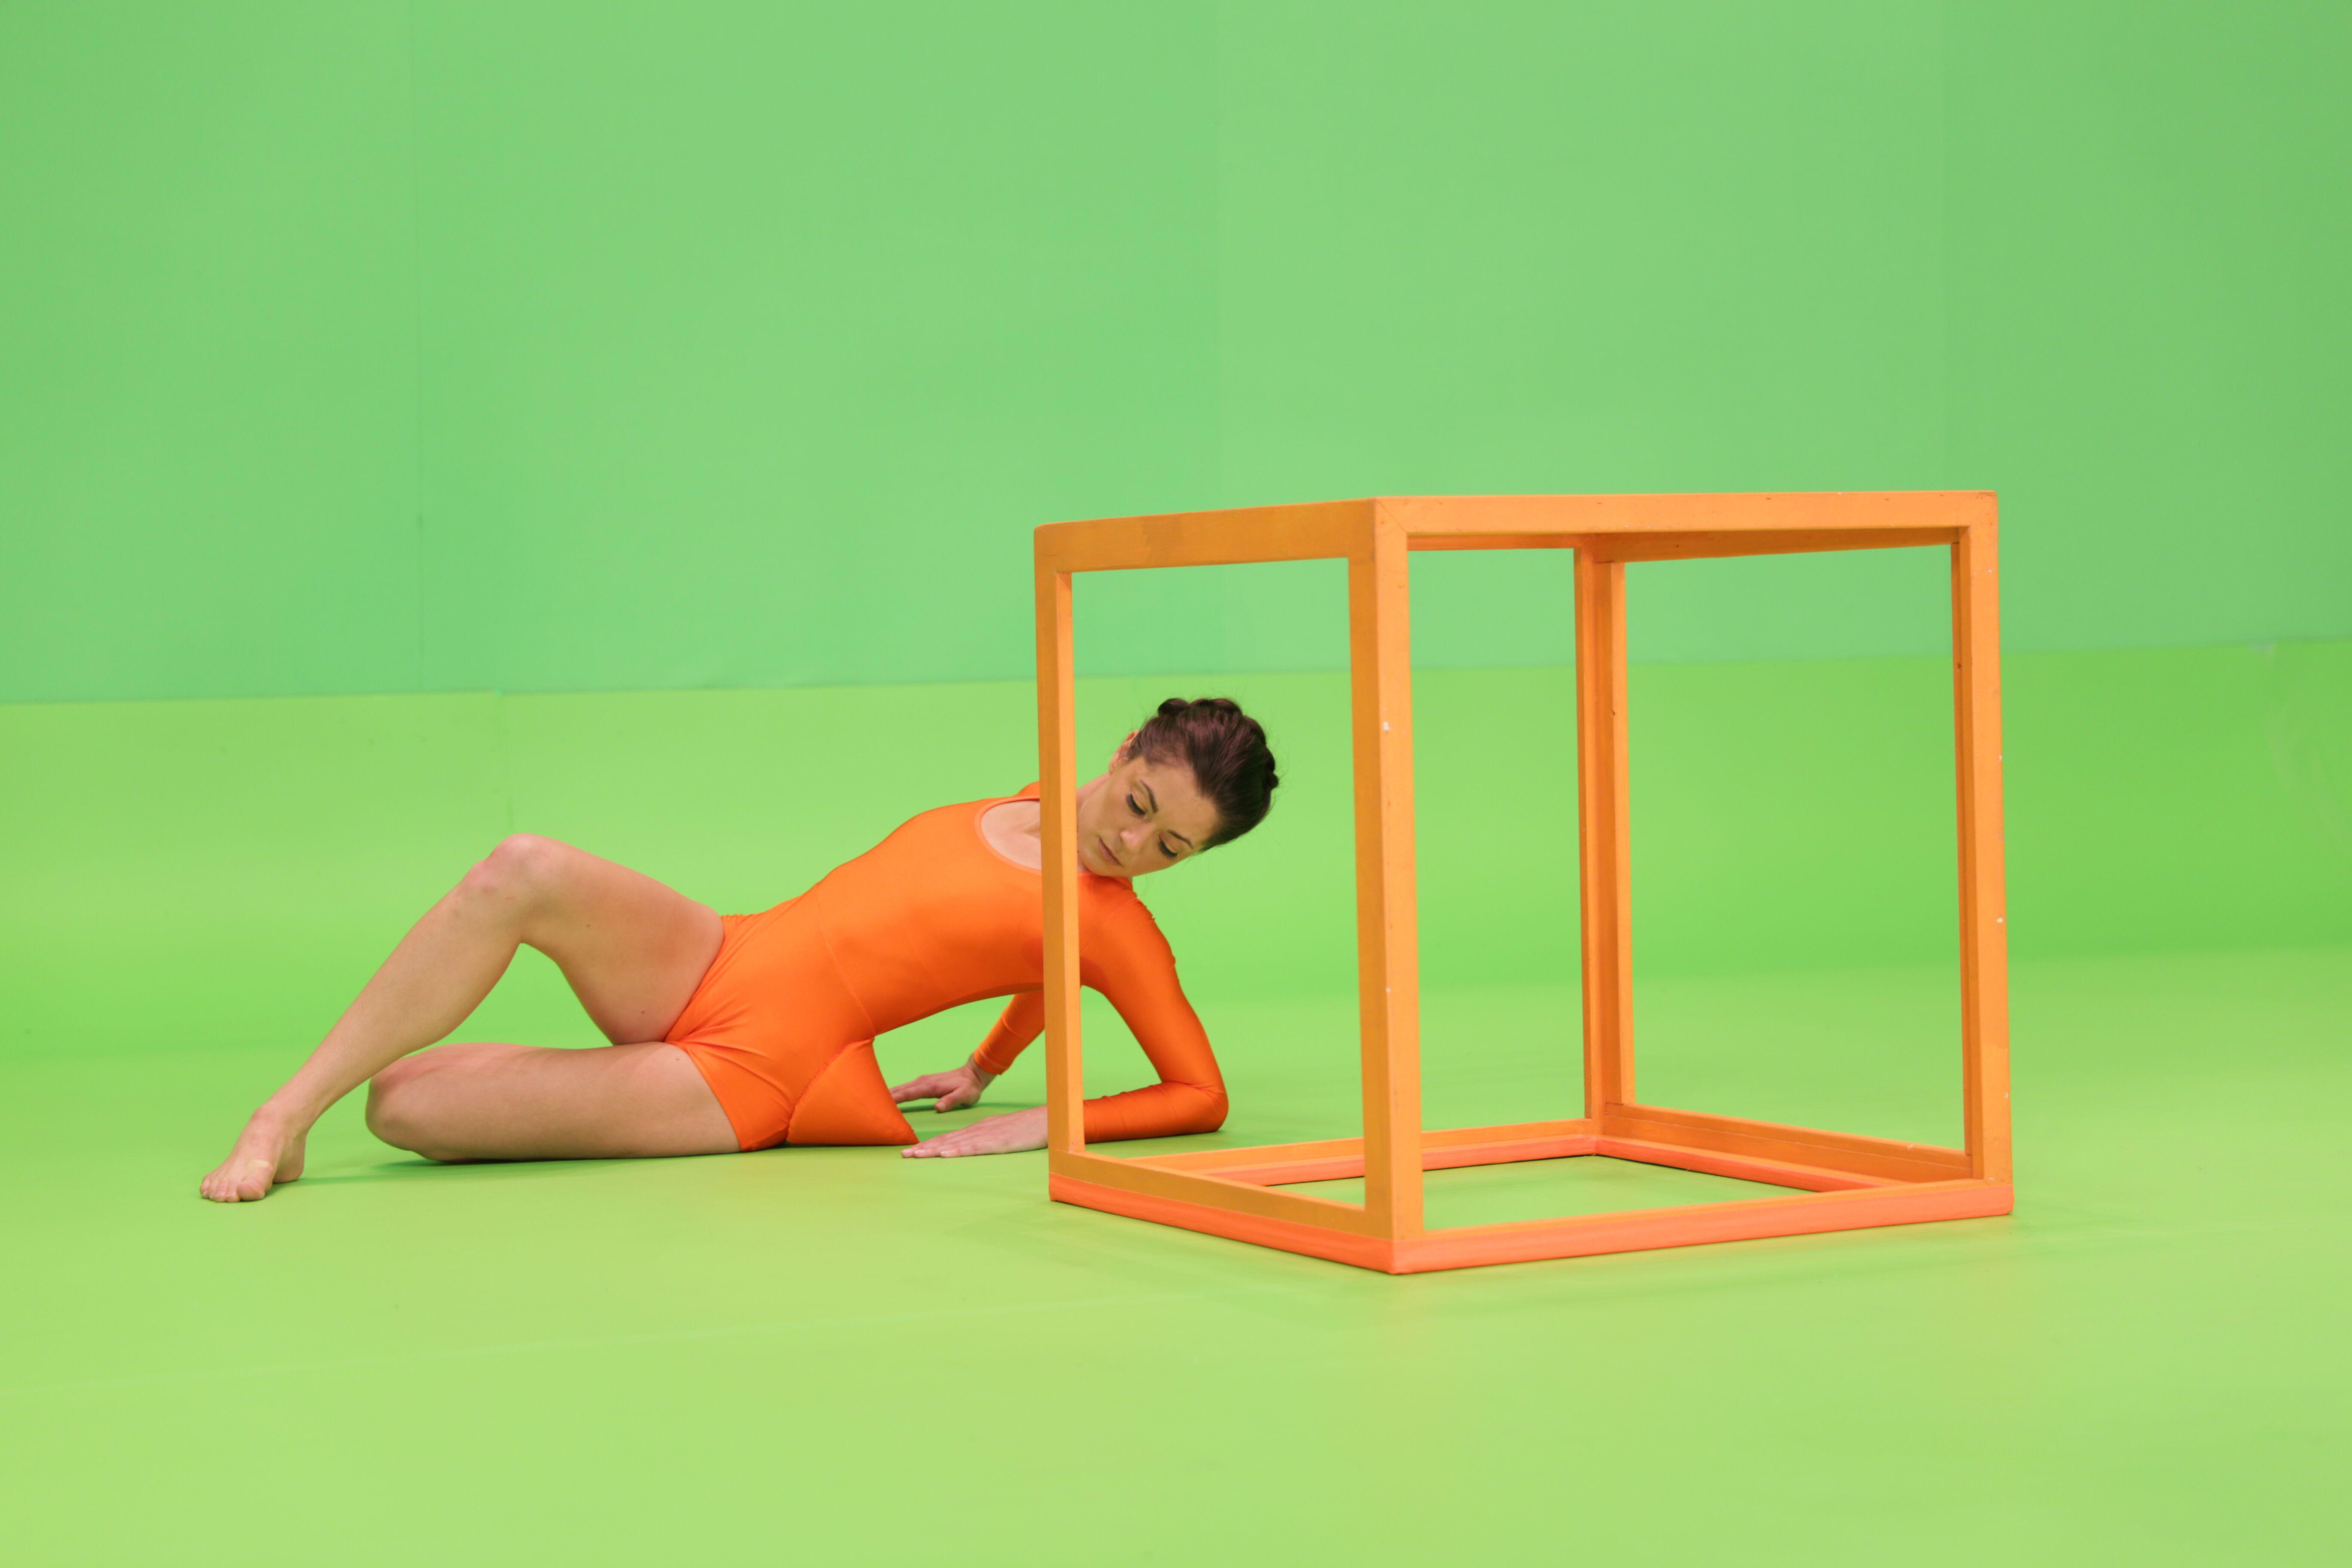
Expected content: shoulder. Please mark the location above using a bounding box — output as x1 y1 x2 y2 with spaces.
1079 878 1176 961
840 796 995 869
944 784 1039 835
899 789 1027 836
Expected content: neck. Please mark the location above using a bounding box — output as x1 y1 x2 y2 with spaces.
1015 775 1107 841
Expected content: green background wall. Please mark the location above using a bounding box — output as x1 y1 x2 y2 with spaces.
6 1 2348 703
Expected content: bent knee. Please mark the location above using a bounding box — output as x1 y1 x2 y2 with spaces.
458 832 574 910
365 1059 450 1158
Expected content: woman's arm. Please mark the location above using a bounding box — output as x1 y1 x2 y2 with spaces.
899 908 1228 1158
885 986 1035 1121
890 994 1031 1157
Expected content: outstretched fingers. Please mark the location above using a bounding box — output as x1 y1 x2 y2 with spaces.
900 1105 1049 1159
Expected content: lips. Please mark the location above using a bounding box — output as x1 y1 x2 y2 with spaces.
1093 834 1121 870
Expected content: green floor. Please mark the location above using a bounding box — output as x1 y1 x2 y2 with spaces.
4 953 2347 1563
4 648 2348 1562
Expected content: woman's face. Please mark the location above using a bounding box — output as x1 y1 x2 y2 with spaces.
1075 744 1221 879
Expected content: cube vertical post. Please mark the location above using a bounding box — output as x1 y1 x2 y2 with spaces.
1349 508 1423 1239
1035 565 1084 1156
1574 550 1635 1118
1951 514 2012 1183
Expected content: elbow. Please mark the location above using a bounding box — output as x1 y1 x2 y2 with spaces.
1084 1082 1229 1143
1185 1085 1229 1136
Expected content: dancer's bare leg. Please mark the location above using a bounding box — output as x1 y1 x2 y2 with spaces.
361 1039 735 1162
199 835 731 1202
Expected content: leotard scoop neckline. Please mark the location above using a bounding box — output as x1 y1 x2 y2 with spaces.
971 793 1041 876
972 782 1080 879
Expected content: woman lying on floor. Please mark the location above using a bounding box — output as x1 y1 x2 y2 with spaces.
199 698 1277 1202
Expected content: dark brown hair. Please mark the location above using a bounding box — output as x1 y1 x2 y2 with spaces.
1123 697 1280 849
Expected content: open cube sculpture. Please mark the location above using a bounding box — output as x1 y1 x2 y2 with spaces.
1032 494 2012 1273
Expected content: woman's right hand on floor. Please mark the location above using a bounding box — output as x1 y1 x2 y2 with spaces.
888 1060 995 1113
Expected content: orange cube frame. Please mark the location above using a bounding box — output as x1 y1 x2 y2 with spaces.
1033 494 2012 1273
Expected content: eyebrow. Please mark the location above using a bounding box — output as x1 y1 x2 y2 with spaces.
1136 780 1195 848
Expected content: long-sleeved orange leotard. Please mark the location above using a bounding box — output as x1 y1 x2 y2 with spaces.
662 784 1228 1151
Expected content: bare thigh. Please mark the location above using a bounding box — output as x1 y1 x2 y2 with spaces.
490 834 727 1044
367 1040 739 1162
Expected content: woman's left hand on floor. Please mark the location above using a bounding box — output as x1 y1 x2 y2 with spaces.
888 1060 995 1113
901 1104 1048 1158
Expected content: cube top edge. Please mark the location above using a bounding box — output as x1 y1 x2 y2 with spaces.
1034 493 1996 573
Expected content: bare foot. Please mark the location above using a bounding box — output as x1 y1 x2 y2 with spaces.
199 1111 308 1203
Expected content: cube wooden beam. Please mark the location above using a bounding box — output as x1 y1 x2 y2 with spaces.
1033 494 2012 1273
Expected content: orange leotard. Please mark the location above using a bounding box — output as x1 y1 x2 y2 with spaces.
662 785 1229 1151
